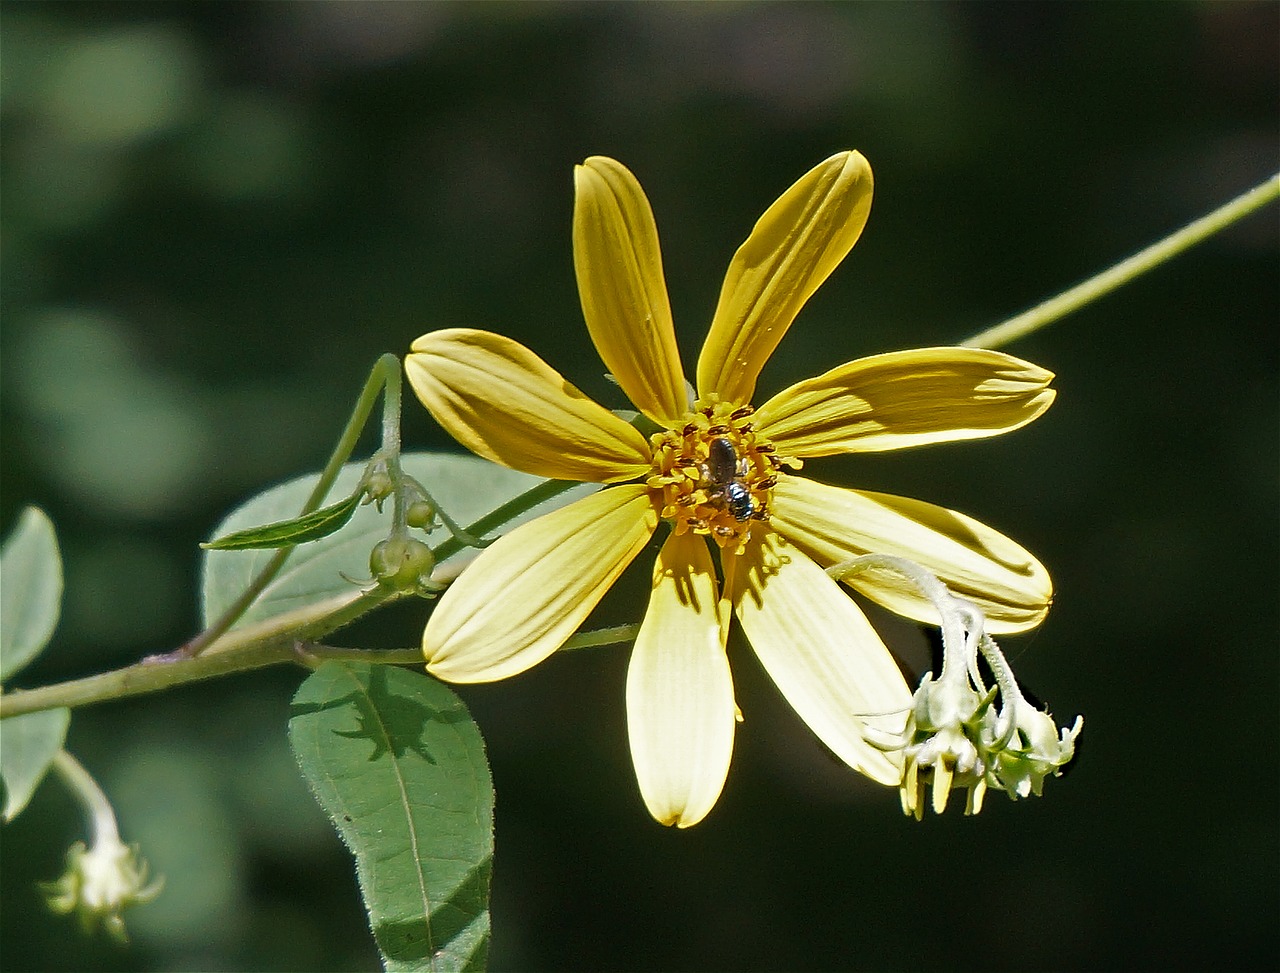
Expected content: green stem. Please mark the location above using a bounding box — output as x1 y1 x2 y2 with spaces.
431 477 580 563
962 172 1280 350
560 623 640 651
378 355 411 534
0 627 416 719
185 355 402 656
0 474 589 718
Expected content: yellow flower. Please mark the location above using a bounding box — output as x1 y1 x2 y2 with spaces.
405 152 1055 827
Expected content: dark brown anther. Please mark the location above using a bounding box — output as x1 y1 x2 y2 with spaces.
730 405 755 420
707 424 730 436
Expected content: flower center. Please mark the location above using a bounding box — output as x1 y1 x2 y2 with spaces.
646 398 789 551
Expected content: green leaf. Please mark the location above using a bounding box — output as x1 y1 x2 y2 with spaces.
1 506 63 682
201 451 596 630
1 709 71 821
289 662 492 972
201 490 363 550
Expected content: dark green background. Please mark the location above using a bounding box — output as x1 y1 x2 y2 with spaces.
2 3 1276 970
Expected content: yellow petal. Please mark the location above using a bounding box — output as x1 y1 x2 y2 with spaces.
723 529 911 786
697 151 873 404
573 157 689 425
424 485 657 682
754 347 1056 456
626 531 735 828
769 476 1052 634
406 329 650 483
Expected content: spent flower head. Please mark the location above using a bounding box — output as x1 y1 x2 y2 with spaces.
41 835 164 943
405 151 1056 826
987 674 1083 802
38 751 163 942
899 675 1000 818
834 554 1082 819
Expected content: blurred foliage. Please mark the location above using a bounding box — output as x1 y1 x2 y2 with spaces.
1 2 1276 971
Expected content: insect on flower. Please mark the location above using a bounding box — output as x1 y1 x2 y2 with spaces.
702 437 757 522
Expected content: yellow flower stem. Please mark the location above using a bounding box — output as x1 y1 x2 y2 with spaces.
962 172 1280 350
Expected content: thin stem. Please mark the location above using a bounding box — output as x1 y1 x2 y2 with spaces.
431 477 580 563
51 751 119 844
977 633 1021 751
827 554 975 683
407 475 493 550
961 172 1280 350
379 355 410 532
185 355 401 656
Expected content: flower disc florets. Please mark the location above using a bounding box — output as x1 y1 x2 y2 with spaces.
645 398 795 551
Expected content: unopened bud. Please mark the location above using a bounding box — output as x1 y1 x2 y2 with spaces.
369 536 435 590
406 500 437 530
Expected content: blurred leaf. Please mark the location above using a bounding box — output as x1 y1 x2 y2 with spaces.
201 451 596 630
1 506 63 682
289 662 492 972
1 709 71 822
201 490 363 550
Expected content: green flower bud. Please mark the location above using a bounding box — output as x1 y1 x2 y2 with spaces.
406 499 437 530
363 470 394 504
369 536 435 590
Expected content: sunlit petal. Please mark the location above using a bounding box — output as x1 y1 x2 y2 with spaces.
697 151 873 404
627 531 735 828
769 477 1052 634
754 347 1056 456
406 329 650 483
574 157 689 425
424 485 657 682
724 530 911 786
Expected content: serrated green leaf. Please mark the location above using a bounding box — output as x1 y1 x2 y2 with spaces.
1 506 64 682
289 662 492 972
201 490 363 550
201 451 597 631
1 708 71 821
